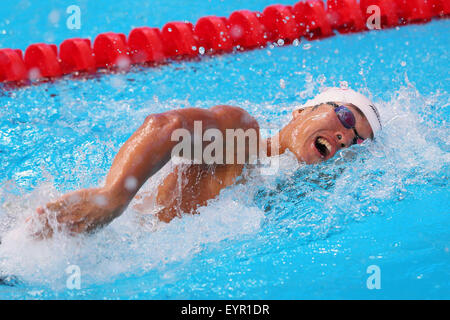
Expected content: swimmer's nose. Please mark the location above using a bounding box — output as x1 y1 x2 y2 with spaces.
335 131 352 149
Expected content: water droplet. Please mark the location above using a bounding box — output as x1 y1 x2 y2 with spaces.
48 9 60 25
339 81 349 89
28 68 41 80
317 74 326 84
117 56 130 70
125 176 138 191
230 25 243 39
93 195 108 207
111 76 125 88
305 74 313 83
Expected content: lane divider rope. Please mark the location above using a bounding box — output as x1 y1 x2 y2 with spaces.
0 0 448 84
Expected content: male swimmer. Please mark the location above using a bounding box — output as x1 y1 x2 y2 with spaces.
31 87 381 237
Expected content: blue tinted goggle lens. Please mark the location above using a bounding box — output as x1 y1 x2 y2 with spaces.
334 105 356 129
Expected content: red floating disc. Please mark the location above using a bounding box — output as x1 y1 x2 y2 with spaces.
161 22 198 58
128 27 165 63
228 10 267 49
93 32 130 68
441 0 450 16
292 0 333 40
360 0 399 28
394 0 433 24
426 0 449 17
0 49 27 82
442 0 450 16
260 5 300 43
327 0 366 33
59 38 95 74
24 43 62 78
194 16 233 53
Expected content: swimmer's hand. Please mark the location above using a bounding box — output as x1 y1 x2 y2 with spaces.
28 188 124 238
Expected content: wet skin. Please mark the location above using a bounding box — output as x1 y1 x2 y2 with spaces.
31 103 373 237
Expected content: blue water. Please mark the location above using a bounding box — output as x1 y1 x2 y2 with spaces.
0 1 449 299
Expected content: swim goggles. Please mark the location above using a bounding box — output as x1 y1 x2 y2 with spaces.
327 102 365 145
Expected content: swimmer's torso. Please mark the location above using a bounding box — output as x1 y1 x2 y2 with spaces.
134 163 245 222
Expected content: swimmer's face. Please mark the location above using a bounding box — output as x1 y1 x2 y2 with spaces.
281 103 373 164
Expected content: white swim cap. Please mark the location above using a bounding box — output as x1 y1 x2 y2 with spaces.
300 87 382 135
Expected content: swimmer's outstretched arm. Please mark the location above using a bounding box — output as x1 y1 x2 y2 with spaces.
31 106 255 237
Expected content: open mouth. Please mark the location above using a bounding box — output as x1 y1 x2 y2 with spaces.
314 136 332 158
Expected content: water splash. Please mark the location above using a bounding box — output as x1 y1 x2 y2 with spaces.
0 80 448 298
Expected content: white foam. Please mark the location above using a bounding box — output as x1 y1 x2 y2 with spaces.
0 84 448 292
0 160 265 290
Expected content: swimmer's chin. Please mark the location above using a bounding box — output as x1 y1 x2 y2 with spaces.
298 158 326 165
289 149 325 165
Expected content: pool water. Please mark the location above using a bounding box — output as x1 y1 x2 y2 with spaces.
0 1 449 299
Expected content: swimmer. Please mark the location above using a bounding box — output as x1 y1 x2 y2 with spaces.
30 87 381 237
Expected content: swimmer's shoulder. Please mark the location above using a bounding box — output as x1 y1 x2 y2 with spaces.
210 105 259 131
